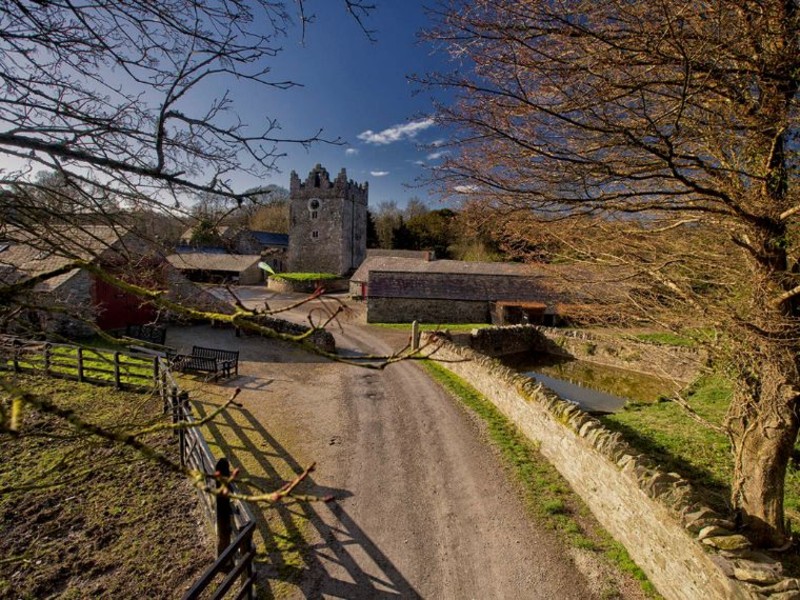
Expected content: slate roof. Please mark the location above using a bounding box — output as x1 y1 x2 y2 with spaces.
249 231 289 247
166 252 262 273
354 256 632 304
366 249 434 261
0 225 138 292
179 224 232 242
351 257 544 283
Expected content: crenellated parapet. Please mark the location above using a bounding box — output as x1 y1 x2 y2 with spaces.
289 164 368 204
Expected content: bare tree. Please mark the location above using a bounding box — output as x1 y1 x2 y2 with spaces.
0 0 399 506
425 0 800 546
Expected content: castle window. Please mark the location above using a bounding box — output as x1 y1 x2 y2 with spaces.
311 230 319 240
311 210 318 219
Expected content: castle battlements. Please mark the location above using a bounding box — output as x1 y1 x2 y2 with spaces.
289 164 368 204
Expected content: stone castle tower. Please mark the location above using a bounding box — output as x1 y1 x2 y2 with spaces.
288 164 368 275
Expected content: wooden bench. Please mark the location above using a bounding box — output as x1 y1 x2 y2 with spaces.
191 346 239 377
170 354 227 379
167 346 239 380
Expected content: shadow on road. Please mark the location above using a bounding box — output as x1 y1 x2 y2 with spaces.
193 399 421 599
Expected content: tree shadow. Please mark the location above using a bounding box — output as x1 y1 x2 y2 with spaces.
598 417 732 515
193 399 421 599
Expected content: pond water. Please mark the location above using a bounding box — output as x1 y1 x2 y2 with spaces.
500 352 679 414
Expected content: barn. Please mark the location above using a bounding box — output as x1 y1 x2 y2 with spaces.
351 256 626 325
166 252 264 285
0 225 232 337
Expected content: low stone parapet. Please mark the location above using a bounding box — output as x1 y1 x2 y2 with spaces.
422 332 793 600
267 276 348 294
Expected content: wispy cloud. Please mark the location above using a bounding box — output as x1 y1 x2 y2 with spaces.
430 139 446 147
358 118 435 145
426 150 449 161
345 148 359 156
413 160 426 166
370 170 390 177
454 184 479 193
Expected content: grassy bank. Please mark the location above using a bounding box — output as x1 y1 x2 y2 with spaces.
372 322 492 332
600 375 800 531
0 376 212 598
271 272 340 281
422 360 659 598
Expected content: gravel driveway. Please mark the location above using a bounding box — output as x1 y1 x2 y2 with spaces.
166 288 643 599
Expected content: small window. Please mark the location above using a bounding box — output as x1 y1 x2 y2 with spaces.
311 210 318 219
311 230 319 239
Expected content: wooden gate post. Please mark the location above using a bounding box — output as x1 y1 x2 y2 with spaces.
411 320 420 351
77 347 84 382
215 457 233 560
113 351 121 389
178 391 189 467
170 387 179 429
12 340 20 373
43 343 51 375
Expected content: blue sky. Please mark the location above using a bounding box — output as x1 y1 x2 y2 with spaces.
231 2 456 209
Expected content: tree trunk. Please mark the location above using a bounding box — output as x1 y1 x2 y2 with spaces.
729 364 800 547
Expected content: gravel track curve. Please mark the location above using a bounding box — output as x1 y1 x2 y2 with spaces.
168 289 639 599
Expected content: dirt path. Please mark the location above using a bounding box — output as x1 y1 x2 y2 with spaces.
168 289 637 599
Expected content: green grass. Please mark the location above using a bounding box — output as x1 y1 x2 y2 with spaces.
632 332 697 347
632 328 717 348
600 376 733 511
422 360 660 598
600 374 800 531
371 322 492 332
3 343 155 388
271 272 340 281
0 376 212 597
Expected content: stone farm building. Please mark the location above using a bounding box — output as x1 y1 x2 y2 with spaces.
351 256 627 325
0 225 231 337
165 252 263 285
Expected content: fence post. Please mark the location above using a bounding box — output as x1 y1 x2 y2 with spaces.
12 340 20 373
43 343 51 375
215 457 233 561
160 365 168 414
152 356 159 388
77 347 84 382
113 351 121 389
171 386 179 430
178 391 189 468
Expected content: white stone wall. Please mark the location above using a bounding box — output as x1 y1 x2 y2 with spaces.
423 334 792 600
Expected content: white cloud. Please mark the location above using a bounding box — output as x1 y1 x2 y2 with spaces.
430 139 446 147
370 170 390 177
413 160 426 166
357 118 435 145
345 148 359 156
454 184 479 193
426 150 449 161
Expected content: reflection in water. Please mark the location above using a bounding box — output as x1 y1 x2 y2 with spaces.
501 352 678 414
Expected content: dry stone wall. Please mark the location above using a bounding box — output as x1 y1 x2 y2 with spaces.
536 326 705 383
366 297 489 323
267 276 349 294
422 333 797 600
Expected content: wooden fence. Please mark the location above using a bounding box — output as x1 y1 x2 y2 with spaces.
158 361 256 600
1 335 257 599
0 335 157 390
